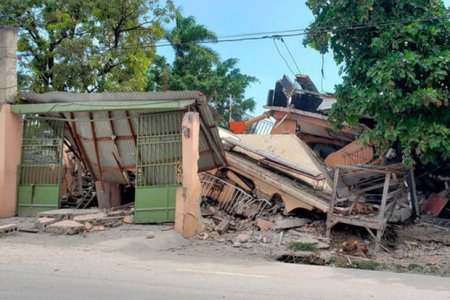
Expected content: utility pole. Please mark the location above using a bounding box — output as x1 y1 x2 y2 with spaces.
228 95 233 123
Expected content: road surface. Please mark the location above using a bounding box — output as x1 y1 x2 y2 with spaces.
0 229 449 300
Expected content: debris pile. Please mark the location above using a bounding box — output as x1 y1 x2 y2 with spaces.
33 206 134 235
199 176 332 263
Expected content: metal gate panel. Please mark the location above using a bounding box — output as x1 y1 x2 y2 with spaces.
135 111 183 223
17 119 64 216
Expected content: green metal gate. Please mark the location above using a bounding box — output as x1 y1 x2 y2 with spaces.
134 111 183 223
17 118 64 216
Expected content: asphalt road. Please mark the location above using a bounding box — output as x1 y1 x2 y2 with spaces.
1 236 449 300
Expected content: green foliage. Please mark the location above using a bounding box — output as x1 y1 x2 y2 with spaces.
288 242 318 252
304 0 450 165
147 11 257 126
349 260 380 271
0 0 175 92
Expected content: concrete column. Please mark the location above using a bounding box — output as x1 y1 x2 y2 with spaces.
0 105 22 217
0 26 20 218
0 26 18 104
175 112 203 237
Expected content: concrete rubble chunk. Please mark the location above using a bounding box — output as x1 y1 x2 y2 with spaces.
84 222 94 232
255 218 273 231
38 208 101 221
274 218 311 230
34 217 57 229
46 220 84 235
235 233 250 243
122 215 134 224
73 213 106 223
92 225 105 232
215 219 230 235
0 224 18 236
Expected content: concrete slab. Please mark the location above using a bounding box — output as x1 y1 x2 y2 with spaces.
274 218 311 230
73 213 106 223
34 217 57 229
46 220 84 235
38 209 101 221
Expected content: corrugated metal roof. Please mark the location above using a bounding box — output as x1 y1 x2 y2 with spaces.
20 91 204 103
18 91 226 185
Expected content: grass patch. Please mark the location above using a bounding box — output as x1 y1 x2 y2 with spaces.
349 260 380 271
329 256 347 268
288 242 318 252
407 264 424 272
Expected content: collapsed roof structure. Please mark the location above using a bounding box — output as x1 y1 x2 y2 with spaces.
12 91 226 223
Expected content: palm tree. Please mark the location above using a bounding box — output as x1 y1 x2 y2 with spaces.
166 10 219 62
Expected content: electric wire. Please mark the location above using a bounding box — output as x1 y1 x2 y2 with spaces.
15 13 450 57
279 37 301 74
272 38 296 76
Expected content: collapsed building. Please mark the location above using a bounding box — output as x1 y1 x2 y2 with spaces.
204 74 448 250
1 26 448 251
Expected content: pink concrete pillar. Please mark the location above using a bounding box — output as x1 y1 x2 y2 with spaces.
0 104 22 217
175 112 203 237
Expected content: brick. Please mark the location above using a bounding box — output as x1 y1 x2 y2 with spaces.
256 219 273 231
122 215 134 224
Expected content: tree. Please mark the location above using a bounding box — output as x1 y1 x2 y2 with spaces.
0 0 174 92
304 0 450 165
148 12 257 126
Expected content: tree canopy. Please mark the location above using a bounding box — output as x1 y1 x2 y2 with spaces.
0 0 174 92
304 0 450 165
147 11 257 126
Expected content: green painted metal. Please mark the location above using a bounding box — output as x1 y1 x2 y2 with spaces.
17 118 64 217
134 186 177 223
11 100 195 114
134 111 184 223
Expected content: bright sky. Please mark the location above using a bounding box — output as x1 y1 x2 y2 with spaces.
158 0 450 116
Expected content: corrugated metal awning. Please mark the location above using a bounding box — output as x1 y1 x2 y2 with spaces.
13 91 226 184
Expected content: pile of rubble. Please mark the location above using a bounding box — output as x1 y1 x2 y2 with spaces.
34 205 134 235
198 192 335 264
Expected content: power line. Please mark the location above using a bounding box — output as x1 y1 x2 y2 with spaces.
279 37 301 74
15 13 450 56
272 38 296 76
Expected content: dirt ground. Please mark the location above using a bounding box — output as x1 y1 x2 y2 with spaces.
1 216 449 277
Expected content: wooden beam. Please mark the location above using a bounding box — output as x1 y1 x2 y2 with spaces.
124 111 137 147
89 112 104 191
108 111 121 157
112 150 130 186
68 112 97 182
